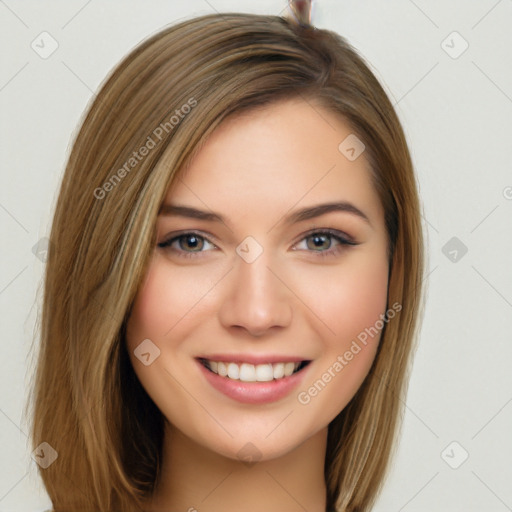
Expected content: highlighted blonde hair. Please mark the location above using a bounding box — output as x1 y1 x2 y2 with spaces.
28 12 425 511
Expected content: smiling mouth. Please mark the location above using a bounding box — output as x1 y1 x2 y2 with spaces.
198 358 311 382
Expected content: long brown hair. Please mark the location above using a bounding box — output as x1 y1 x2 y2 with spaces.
27 12 425 511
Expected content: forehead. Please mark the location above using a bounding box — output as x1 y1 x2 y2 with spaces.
163 98 383 229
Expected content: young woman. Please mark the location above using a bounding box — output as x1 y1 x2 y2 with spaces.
28 8 425 512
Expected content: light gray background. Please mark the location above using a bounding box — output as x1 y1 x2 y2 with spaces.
1 1 511 510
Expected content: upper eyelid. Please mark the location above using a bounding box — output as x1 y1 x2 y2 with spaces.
158 229 220 247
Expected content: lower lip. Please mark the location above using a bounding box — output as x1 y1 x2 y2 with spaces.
197 360 310 404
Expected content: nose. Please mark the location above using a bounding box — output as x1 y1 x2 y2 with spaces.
218 248 293 337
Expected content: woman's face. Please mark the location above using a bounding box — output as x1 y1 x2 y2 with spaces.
126 97 389 461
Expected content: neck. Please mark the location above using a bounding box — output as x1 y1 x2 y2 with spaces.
144 421 328 512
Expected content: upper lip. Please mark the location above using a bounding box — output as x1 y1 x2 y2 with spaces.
196 354 311 365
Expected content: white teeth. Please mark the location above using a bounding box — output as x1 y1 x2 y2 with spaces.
239 363 256 382
227 363 239 379
204 360 303 381
217 361 228 377
284 362 296 377
255 364 274 382
273 362 285 379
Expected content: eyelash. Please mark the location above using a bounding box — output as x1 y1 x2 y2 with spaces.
157 229 358 260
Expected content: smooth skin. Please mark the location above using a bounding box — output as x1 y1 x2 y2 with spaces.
126 97 390 512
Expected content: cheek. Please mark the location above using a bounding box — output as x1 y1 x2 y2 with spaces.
126 254 216 347
124 256 215 427
293 251 389 346
337 256 389 340
292 250 389 414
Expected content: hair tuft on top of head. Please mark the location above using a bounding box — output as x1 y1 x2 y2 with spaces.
288 0 315 27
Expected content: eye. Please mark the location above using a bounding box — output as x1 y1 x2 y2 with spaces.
293 229 358 258
157 231 216 259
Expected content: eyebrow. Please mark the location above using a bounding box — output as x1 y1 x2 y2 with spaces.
159 201 372 227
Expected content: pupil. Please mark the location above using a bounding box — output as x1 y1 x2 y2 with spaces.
309 234 329 251
183 235 201 251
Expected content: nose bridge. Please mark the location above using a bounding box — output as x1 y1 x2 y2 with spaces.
218 239 293 335
237 248 276 301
